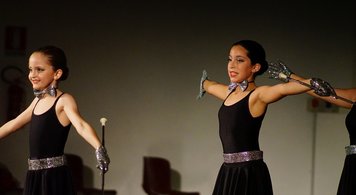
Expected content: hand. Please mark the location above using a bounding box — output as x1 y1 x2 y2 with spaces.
95 145 110 174
310 78 337 97
268 60 293 83
196 69 208 99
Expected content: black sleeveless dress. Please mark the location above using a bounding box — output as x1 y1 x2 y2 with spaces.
212 90 273 195
23 93 76 195
337 104 356 195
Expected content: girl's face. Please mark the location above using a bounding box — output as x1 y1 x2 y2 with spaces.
227 45 258 83
28 52 58 90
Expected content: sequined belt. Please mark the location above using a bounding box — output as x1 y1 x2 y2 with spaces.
28 155 66 170
345 145 356 155
223 150 263 163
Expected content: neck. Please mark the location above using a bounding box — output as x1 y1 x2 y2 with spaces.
34 85 58 98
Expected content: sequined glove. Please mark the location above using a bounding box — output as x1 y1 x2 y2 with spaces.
310 78 337 97
268 60 294 83
196 69 208 100
95 145 110 174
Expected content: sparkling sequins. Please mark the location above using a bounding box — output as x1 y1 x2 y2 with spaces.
223 150 263 163
345 145 356 155
33 85 57 98
28 155 66 170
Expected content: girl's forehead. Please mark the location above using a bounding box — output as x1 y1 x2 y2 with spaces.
29 54 51 68
29 52 49 62
230 45 248 57
30 52 47 58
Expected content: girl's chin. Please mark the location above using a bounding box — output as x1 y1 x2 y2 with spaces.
32 86 42 90
230 80 244 83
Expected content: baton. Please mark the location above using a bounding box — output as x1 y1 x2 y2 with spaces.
100 118 107 195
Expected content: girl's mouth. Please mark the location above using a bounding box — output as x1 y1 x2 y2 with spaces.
229 71 237 77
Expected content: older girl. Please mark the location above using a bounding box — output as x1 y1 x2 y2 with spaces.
198 40 333 195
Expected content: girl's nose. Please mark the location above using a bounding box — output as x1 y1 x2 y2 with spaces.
29 71 37 78
228 62 235 69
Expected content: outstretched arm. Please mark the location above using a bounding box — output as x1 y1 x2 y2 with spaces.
256 77 312 105
251 60 338 109
0 98 36 139
203 80 229 100
197 70 229 100
61 94 101 149
268 60 336 97
268 60 354 108
60 94 110 173
291 74 355 109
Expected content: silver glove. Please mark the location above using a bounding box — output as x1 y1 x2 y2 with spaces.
196 69 208 99
310 78 337 97
268 60 293 83
95 145 110 174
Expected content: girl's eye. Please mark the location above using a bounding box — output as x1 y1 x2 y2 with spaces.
29 67 45 73
36 68 44 72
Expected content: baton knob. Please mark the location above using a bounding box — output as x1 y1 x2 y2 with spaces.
100 118 108 126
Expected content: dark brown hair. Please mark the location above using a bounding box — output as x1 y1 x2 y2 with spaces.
232 40 268 77
33 45 69 81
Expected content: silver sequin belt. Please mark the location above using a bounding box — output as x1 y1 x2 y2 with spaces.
345 145 356 155
28 155 66 170
223 150 263 163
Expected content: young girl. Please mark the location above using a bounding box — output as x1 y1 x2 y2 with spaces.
197 40 334 195
0 45 110 195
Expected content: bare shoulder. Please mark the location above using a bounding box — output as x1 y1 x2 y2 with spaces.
250 85 283 105
254 85 271 91
248 86 265 101
252 85 272 96
23 98 39 114
57 93 77 107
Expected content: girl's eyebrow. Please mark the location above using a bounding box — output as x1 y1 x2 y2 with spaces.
230 55 246 59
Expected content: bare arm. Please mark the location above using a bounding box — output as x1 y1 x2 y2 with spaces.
256 78 311 105
203 79 229 100
59 94 110 173
291 74 355 109
267 60 348 106
59 94 101 150
0 99 36 139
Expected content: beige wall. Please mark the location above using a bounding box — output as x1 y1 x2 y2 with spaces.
0 1 355 195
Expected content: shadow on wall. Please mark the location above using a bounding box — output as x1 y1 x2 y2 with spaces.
66 153 117 195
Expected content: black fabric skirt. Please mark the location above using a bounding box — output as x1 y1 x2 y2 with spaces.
23 165 76 195
337 154 356 195
212 159 273 195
